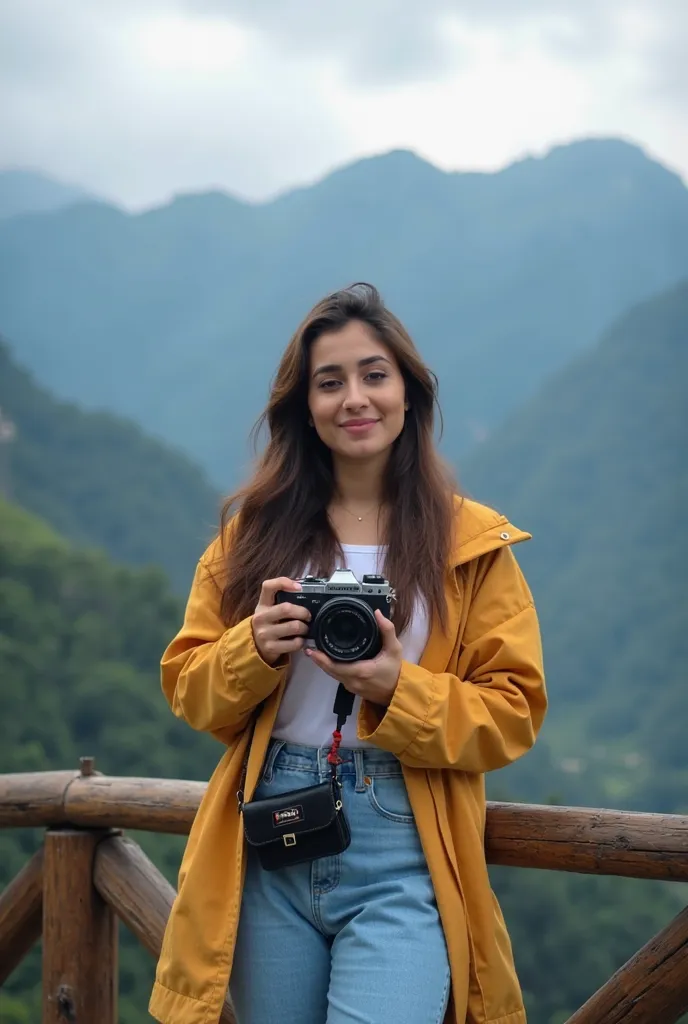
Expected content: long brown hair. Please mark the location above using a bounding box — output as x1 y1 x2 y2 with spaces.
218 283 457 635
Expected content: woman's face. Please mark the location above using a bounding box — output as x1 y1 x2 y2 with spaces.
307 320 407 465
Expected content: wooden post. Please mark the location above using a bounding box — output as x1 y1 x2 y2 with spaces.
0 846 44 984
42 829 117 1024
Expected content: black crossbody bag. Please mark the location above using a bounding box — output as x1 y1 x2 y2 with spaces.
237 684 355 871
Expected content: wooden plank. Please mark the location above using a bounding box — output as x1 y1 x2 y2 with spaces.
0 846 43 984
565 905 688 1023
94 833 235 1024
42 829 117 1024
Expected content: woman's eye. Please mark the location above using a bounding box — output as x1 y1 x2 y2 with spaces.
317 371 387 390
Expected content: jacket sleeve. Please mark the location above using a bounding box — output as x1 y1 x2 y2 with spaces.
161 553 287 743
357 546 547 773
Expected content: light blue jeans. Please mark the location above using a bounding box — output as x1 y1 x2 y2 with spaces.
230 740 451 1024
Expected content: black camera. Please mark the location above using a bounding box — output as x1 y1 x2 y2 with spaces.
275 569 396 662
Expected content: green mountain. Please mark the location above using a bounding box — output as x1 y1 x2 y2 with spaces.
0 169 98 220
467 281 688 814
0 339 219 592
1 497 684 1024
1 138 687 487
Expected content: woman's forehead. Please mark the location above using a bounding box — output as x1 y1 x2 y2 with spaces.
309 322 394 369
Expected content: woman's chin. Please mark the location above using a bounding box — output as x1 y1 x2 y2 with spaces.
332 439 393 463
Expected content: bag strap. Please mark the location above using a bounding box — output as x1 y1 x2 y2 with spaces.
237 683 355 810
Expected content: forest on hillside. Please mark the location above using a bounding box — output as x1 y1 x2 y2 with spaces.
465 281 688 817
0 340 219 593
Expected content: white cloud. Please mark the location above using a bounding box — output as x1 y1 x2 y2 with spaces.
0 3 357 205
0 0 686 208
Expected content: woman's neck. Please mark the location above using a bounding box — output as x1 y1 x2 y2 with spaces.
331 453 386 509
328 455 388 546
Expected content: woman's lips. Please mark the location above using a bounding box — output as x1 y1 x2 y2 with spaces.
340 419 379 435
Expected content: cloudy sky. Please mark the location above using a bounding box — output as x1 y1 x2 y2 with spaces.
1 0 687 209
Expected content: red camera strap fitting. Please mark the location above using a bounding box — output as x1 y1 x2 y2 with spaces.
327 728 343 766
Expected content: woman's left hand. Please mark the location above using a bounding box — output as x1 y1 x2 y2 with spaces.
305 610 403 707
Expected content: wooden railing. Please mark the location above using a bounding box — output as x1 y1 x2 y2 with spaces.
1 757 688 1023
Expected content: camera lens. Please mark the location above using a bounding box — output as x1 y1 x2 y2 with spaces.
313 598 381 662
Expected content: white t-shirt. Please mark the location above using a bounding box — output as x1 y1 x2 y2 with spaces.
272 544 430 748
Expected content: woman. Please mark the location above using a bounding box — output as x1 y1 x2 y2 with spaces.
150 283 546 1024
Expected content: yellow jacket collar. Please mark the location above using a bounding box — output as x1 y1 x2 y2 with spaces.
449 496 531 568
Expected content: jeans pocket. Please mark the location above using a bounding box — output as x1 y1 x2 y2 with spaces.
365 774 415 823
258 763 315 795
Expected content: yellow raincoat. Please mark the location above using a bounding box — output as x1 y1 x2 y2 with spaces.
150 498 547 1024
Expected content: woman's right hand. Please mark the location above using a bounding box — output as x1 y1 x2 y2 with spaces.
251 578 311 666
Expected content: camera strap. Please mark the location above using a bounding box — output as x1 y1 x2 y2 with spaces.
326 683 356 777
237 683 355 809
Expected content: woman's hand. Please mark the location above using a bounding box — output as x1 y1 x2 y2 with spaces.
252 578 311 666
306 610 403 706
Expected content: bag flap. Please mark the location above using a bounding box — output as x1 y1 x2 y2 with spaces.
243 780 339 847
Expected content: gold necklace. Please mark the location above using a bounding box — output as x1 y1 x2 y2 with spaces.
332 501 381 523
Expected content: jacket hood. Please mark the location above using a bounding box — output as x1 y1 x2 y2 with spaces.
450 497 531 567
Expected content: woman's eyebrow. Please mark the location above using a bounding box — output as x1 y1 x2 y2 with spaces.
311 355 391 378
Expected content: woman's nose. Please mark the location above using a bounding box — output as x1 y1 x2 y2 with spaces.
342 379 368 408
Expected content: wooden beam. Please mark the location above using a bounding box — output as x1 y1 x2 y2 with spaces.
94 833 236 1024
1 771 687 882
0 770 77 828
0 770 204 832
0 846 43 984
485 802 688 881
56 778 688 881
93 833 175 959
565 905 688 1023
65 773 204 835
42 829 117 1024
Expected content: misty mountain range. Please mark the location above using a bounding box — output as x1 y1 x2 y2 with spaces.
1 136 687 489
